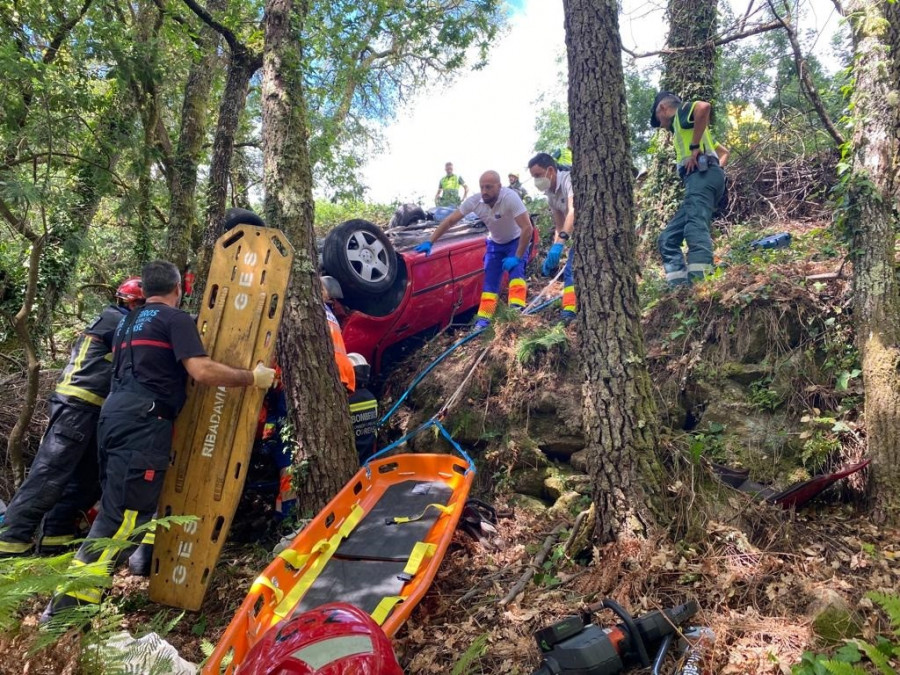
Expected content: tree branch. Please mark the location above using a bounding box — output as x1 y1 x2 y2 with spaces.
180 0 244 54
766 0 844 146
622 19 784 59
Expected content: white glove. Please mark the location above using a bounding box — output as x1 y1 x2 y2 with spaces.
252 363 276 389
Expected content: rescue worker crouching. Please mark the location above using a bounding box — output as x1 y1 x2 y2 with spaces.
43 260 275 621
347 353 378 463
0 277 145 558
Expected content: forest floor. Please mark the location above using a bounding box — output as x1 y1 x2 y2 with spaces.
2 218 899 673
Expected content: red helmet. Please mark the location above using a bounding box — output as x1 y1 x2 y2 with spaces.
116 276 144 305
239 603 403 675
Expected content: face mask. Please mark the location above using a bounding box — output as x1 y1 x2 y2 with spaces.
534 176 551 191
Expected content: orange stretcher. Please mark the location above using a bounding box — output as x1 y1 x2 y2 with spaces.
204 452 474 674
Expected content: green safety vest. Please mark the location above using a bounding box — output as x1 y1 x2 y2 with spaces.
671 102 717 165
439 174 463 192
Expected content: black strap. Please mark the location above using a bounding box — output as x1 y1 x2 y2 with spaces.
113 306 143 382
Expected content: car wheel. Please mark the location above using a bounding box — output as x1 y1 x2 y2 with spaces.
323 219 398 295
390 204 427 229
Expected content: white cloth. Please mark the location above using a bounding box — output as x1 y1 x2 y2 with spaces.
100 631 198 674
542 170 572 218
459 187 527 245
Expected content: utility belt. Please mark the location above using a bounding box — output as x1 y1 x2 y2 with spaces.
678 154 720 180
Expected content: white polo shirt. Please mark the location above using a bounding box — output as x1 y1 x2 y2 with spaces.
543 170 572 218
459 187 528 245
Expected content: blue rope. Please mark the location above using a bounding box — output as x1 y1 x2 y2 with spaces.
363 417 476 476
377 328 485 427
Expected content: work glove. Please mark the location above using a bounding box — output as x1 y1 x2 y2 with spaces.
252 363 277 389
414 241 433 255
542 242 564 276
501 256 521 272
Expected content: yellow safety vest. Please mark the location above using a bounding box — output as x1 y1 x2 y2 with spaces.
672 102 717 165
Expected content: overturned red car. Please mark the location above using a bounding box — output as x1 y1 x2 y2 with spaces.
320 205 539 373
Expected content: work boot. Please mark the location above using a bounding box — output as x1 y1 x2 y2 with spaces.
559 310 576 326
128 543 153 577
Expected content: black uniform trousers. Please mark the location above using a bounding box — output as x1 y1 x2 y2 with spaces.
57 380 171 605
0 394 102 552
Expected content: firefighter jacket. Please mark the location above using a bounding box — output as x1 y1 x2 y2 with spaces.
54 305 126 406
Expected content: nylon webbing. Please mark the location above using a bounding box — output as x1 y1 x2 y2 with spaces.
371 595 406 625
387 503 453 525
271 504 365 621
403 542 437 577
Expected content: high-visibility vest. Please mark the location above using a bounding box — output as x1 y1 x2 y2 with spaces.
672 102 718 165
325 303 356 393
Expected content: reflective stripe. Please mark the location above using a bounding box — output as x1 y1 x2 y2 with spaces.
0 539 33 554
349 399 378 414
508 279 527 307
58 558 108 603
54 383 105 406
665 270 689 281
40 534 76 547
140 531 156 545
371 595 406 625
477 292 498 319
562 285 576 313
686 263 712 273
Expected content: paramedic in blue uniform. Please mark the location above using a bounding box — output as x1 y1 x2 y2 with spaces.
0 278 144 557
44 260 275 619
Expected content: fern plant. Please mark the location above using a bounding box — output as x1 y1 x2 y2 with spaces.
792 591 900 674
516 324 569 365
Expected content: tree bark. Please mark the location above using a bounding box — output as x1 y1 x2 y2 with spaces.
164 0 227 269
192 46 260 303
845 0 900 524
262 0 359 512
563 0 665 543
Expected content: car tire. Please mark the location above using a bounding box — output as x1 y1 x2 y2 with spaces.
323 219 398 296
390 204 427 229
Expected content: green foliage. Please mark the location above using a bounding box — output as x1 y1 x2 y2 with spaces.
689 422 727 463
533 543 566 588
749 378 783 412
313 199 396 235
792 592 900 674
452 632 490 675
516 324 568 365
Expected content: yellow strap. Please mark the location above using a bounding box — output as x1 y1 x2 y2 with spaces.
277 548 311 570
402 542 437 577
370 595 406 625
349 399 378 413
271 504 365 622
250 574 284 604
390 502 453 525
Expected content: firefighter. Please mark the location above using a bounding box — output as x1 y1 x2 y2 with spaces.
0 277 144 557
650 91 730 286
508 172 528 201
415 170 533 330
347 353 378 463
528 153 576 324
43 260 275 619
434 161 468 207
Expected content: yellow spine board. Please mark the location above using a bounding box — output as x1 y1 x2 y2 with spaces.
149 226 294 611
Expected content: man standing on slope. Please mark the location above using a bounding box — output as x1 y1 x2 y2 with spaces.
416 170 533 330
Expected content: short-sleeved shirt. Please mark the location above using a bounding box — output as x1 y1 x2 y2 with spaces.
459 187 528 245
542 170 573 219
111 302 207 412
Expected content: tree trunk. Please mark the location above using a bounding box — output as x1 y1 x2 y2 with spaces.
262 0 359 512
192 48 260 305
0 206 44 485
563 0 665 543
845 0 900 524
164 0 226 269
